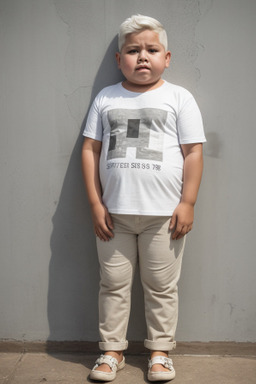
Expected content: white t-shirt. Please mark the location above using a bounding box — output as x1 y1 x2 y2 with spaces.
83 81 206 216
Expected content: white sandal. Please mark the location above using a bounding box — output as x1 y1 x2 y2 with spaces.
90 354 125 382
148 356 175 382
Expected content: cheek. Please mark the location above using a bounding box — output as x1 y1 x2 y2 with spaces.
122 57 135 71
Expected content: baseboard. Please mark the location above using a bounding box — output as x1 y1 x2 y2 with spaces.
0 341 255 356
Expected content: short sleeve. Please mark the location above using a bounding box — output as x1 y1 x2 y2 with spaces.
82 95 103 141
177 91 206 144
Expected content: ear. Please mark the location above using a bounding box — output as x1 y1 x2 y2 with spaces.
115 52 121 69
165 51 171 68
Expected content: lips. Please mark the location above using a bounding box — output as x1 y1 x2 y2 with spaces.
136 66 150 71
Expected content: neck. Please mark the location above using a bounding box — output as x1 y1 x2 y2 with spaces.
122 78 164 93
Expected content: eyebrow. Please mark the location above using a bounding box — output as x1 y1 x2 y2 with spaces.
125 43 161 48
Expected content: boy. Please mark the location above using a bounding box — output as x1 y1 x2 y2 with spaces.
82 14 206 382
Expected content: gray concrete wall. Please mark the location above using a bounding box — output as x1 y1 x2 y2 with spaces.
0 0 255 343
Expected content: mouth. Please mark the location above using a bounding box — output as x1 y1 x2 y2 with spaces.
136 66 150 71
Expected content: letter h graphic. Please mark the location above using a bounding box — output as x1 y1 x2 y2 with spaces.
107 109 166 161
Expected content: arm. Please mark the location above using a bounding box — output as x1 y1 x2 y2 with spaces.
170 143 203 240
81 137 114 241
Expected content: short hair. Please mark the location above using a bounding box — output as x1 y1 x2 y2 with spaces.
118 14 168 52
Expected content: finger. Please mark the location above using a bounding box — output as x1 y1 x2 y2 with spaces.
95 227 105 241
176 225 192 239
103 223 114 239
172 228 181 240
96 223 114 241
96 229 109 242
169 214 176 230
105 211 114 230
172 224 186 240
173 232 184 240
176 231 186 240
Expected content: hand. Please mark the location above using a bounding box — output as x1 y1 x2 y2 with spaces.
91 202 114 241
169 202 194 240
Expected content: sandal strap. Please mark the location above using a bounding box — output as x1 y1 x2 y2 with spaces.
93 354 119 372
148 356 174 371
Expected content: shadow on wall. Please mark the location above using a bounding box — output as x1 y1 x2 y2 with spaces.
47 36 147 347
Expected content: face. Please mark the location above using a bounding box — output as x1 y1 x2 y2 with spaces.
116 29 171 92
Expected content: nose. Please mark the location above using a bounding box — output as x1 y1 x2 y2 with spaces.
138 49 148 62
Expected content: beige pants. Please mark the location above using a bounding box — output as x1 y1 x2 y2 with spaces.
96 214 186 352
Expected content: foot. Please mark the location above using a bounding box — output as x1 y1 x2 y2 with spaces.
150 351 170 373
148 351 175 382
90 352 125 382
94 351 123 373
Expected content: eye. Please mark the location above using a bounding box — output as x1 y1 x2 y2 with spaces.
127 49 139 54
149 48 158 53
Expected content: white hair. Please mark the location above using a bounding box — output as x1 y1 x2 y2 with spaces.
118 14 168 52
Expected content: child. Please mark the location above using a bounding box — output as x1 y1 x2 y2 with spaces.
82 14 206 382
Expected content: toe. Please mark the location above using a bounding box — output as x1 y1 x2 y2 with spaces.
95 363 112 373
151 363 169 372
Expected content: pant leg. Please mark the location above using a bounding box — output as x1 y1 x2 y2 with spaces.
96 214 138 351
137 216 186 352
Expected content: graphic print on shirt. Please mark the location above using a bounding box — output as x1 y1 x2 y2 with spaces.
107 108 167 161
